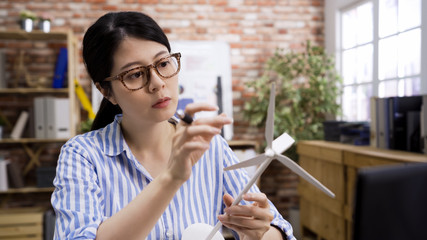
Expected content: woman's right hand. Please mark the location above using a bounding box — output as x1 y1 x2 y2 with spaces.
167 102 233 182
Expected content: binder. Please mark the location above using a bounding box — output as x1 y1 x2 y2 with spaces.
7 161 24 188
0 159 9 191
370 97 378 147
10 111 29 139
52 47 68 88
377 98 389 149
46 97 70 139
34 97 47 139
407 111 421 153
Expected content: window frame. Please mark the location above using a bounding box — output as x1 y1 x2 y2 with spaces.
325 0 427 122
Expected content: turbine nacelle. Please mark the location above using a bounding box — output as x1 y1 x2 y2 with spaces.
264 132 295 158
265 148 275 157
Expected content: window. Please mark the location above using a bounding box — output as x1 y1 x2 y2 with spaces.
340 0 422 121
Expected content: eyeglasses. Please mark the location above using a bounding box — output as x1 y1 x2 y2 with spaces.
104 52 181 91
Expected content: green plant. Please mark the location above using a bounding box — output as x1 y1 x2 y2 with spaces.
38 13 52 22
78 119 93 134
243 41 342 157
19 10 37 20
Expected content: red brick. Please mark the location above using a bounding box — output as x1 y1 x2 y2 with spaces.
210 0 227 6
229 28 243 34
241 35 261 41
86 0 106 3
103 5 119 11
224 7 238 12
257 0 276 6
196 28 207 34
278 29 288 34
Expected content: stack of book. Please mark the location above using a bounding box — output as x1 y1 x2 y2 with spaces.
370 95 427 154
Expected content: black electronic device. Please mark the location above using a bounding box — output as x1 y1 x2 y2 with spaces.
388 96 422 151
353 163 427 240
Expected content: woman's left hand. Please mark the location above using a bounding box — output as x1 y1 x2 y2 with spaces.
218 193 275 240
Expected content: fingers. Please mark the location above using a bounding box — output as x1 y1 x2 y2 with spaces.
168 103 232 181
173 122 222 150
223 193 234 208
218 210 272 239
184 125 222 138
218 192 274 236
192 114 232 129
222 193 271 218
243 193 270 208
222 193 269 217
223 203 273 222
178 103 232 127
176 103 232 142
179 102 219 116
219 215 271 234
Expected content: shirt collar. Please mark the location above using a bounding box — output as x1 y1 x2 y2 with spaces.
101 114 129 157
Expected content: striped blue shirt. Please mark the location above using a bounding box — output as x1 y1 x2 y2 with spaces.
51 115 295 240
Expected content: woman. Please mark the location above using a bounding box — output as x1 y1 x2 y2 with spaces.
51 11 295 240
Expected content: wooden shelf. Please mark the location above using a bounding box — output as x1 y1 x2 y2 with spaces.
0 29 79 209
0 88 68 94
0 138 68 144
0 30 68 41
0 187 54 194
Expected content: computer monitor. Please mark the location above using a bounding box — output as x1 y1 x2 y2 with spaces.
353 163 427 240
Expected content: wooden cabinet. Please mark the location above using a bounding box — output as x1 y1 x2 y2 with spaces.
0 30 80 195
297 140 427 240
0 207 44 240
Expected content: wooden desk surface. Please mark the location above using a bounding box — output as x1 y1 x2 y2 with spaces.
298 140 427 163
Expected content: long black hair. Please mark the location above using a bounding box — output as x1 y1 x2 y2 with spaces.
82 11 171 130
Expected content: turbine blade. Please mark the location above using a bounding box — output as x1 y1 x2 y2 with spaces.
265 82 275 149
224 154 267 171
275 154 335 198
272 132 295 154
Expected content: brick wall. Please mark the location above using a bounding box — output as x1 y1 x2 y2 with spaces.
0 0 324 220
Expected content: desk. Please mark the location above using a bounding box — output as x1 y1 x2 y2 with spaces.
297 140 427 240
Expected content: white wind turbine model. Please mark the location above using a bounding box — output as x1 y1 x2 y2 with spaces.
203 81 336 240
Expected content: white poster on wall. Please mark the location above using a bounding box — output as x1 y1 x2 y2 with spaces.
171 41 233 140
